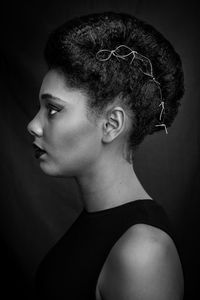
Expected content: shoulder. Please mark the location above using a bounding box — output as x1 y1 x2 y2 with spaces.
99 224 184 300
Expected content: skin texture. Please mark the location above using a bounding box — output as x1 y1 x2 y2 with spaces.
97 224 184 300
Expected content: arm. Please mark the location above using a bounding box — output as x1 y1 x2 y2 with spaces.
99 224 184 300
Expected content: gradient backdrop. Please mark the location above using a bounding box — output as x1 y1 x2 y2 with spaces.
1 0 199 299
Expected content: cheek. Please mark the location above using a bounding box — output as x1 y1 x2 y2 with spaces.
45 118 101 171
62 124 99 154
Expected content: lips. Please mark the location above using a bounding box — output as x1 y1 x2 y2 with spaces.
33 143 46 159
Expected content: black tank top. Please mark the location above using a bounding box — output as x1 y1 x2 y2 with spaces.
35 199 175 299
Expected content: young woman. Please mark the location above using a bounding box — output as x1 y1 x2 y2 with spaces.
27 11 184 300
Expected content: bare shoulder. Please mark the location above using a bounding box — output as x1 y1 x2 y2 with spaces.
98 224 184 300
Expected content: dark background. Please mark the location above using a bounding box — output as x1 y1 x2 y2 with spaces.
0 0 199 299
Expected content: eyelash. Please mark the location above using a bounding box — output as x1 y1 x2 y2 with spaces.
46 103 61 117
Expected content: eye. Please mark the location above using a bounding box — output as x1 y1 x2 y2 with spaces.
46 103 61 117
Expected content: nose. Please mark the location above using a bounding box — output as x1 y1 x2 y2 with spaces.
27 113 43 137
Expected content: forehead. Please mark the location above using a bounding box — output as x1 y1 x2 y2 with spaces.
39 69 88 106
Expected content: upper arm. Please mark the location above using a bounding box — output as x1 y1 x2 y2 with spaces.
99 225 184 300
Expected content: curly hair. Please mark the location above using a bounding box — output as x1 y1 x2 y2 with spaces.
44 11 184 158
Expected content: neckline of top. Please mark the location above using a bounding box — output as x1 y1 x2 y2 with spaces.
82 199 155 217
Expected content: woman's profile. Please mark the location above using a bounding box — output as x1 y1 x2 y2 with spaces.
27 11 184 300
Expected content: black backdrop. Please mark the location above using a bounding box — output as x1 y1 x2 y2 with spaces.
0 0 199 299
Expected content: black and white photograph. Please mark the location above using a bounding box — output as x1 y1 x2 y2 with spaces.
0 1 199 299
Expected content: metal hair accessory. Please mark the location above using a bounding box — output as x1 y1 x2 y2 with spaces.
96 45 168 134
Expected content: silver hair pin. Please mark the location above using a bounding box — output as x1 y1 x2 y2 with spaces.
96 45 168 134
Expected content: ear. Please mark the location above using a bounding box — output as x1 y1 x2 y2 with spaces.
102 106 126 144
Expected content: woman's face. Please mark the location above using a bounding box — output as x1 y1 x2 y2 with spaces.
27 69 103 177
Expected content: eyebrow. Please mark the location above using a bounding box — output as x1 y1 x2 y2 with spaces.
40 93 66 104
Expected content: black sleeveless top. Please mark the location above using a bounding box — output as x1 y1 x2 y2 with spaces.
35 199 175 299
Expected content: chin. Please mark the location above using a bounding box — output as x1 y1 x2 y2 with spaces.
39 161 76 178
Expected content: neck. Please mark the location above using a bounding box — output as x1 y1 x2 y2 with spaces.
74 153 152 213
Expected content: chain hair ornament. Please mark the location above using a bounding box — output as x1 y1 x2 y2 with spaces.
96 45 168 134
